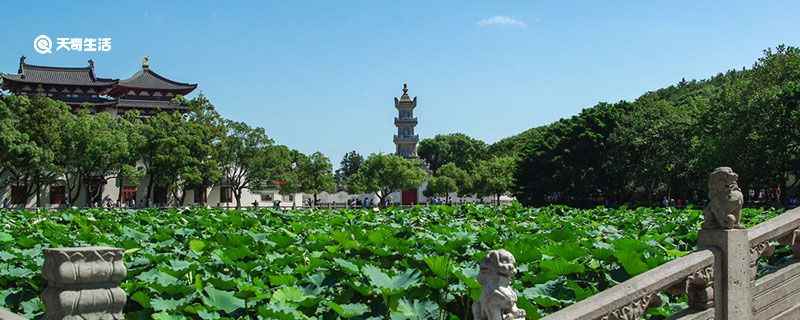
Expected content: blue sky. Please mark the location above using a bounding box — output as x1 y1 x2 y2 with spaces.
1 1 798 165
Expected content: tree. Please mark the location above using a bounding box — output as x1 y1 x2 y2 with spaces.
138 110 188 206
60 110 138 205
335 150 363 191
423 176 458 201
349 154 427 207
610 96 699 201
178 96 225 204
114 112 146 203
137 96 225 207
513 103 625 206
474 156 516 205
297 151 335 207
219 120 291 209
423 163 470 201
488 127 546 158
436 163 472 196
277 148 309 205
0 96 70 206
0 97 25 192
417 133 488 172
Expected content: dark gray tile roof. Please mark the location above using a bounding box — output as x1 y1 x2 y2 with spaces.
118 68 197 92
2 63 117 86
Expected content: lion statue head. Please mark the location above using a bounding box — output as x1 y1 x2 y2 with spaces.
478 249 517 286
703 167 744 229
473 249 526 320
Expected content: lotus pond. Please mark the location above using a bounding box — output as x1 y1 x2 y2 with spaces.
0 205 782 319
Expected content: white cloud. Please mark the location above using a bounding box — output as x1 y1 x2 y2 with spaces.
477 16 528 28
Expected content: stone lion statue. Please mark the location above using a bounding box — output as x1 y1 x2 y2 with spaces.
702 167 744 230
472 249 526 320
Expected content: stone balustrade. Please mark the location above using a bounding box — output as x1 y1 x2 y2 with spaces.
540 250 715 320
523 167 800 320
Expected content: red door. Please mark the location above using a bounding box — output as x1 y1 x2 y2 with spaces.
122 186 137 202
401 189 418 205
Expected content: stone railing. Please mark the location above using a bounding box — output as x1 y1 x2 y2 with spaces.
522 167 800 320
2 246 127 319
541 249 716 320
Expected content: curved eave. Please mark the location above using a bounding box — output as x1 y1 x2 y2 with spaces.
108 83 197 96
69 101 118 107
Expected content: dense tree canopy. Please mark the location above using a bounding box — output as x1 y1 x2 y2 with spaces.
60 110 140 205
417 133 488 172
473 156 516 204
0 94 298 208
0 96 70 206
423 163 469 200
510 45 800 207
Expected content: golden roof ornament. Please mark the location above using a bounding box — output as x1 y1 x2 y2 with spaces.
142 56 150 69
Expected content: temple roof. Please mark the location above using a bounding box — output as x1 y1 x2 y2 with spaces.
1 57 117 87
112 58 197 95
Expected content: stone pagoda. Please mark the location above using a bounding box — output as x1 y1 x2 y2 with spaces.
393 83 419 158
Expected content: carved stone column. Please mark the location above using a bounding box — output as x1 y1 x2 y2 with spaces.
42 247 127 320
698 230 752 320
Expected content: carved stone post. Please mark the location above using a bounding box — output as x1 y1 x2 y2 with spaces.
42 247 127 320
697 167 751 320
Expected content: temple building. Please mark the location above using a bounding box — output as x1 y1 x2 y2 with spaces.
1 56 118 109
107 57 197 116
0 56 304 209
1 56 196 115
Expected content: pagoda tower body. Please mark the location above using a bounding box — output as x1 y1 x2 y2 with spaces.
393 83 419 158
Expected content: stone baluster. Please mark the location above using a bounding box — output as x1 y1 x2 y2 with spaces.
42 247 127 320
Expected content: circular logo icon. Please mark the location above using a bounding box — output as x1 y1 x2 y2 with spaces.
33 35 53 54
